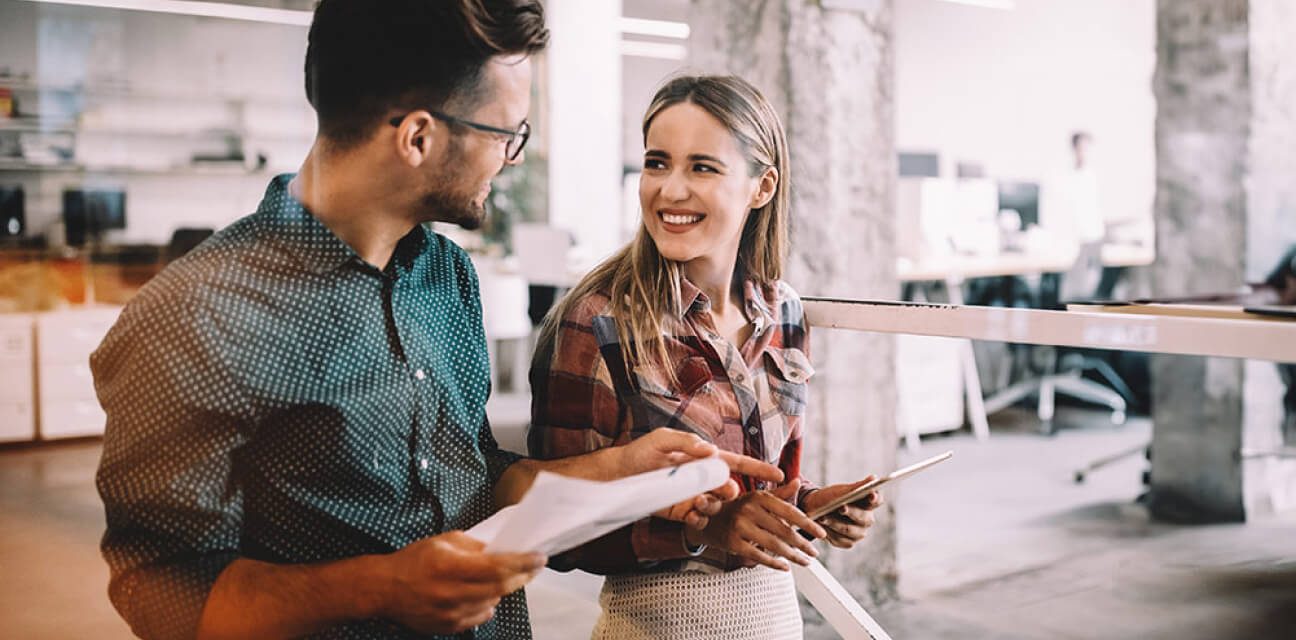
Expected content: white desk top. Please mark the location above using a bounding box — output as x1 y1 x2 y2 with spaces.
897 243 1155 282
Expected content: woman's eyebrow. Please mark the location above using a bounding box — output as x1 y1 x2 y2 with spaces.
687 153 728 167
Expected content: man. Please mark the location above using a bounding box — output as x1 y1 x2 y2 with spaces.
93 2 781 639
1042 131 1104 248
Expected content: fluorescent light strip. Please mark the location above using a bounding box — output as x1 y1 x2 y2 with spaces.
18 0 312 26
22 1 700 36
618 16 690 40
940 0 1015 9
620 40 687 61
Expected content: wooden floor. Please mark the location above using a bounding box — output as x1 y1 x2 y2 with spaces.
2 405 1293 639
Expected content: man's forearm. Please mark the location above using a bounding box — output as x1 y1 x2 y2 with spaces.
494 448 623 508
196 554 389 640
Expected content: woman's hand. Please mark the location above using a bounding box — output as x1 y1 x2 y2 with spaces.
654 477 741 529
800 477 885 549
684 480 827 571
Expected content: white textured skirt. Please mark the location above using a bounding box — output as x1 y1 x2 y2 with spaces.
591 566 803 640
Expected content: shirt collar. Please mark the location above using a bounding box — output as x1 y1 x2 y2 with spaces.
257 174 427 276
678 277 707 319
677 276 778 335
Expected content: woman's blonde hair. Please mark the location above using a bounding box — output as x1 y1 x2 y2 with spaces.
536 75 790 382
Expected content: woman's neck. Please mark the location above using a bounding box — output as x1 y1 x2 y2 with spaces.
683 255 741 317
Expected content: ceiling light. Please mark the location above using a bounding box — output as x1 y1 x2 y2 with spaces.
620 40 687 61
17 0 311 26
618 17 689 40
939 0 1015 9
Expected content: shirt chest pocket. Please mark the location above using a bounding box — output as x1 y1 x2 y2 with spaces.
764 347 815 417
628 357 723 438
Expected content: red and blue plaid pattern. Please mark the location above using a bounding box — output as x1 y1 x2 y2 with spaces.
528 278 816 574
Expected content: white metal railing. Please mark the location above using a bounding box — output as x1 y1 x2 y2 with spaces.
794 296 1296 639
803 297 1296 363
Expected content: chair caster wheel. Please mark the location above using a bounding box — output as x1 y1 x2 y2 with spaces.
1039 420 1057 436
1112 410 1126 425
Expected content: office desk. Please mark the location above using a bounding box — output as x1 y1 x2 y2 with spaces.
893 243 1156 444
896 243 1154 282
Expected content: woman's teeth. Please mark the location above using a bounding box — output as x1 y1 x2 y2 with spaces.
661 212 704 225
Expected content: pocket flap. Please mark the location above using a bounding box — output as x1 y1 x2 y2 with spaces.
765 347 815 383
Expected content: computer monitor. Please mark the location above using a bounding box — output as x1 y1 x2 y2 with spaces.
63 188 126 247
0 185 23 239
898 151 940 178
997 181 1039 228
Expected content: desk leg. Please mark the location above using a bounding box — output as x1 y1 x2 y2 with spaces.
945 276 990 441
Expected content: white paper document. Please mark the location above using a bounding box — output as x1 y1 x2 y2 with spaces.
467 458 731 556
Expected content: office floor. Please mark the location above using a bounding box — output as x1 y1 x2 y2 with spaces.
2 404 1293 640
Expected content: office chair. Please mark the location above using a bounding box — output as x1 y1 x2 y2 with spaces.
982 242 1132 435
165 227 214 263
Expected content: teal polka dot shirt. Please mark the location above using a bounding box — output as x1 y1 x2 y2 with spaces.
93 174 527 639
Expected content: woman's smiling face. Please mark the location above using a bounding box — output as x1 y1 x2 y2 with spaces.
639 102 768 267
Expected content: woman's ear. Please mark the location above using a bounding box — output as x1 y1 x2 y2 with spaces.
749 166 778 210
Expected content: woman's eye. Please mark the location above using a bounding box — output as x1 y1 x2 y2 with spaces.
693 163 718 173
643 159 666 170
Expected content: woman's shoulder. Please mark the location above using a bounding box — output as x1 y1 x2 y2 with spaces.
557 288 615 327
769 280 807 329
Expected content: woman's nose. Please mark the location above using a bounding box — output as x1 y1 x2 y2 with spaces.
660 170 689 201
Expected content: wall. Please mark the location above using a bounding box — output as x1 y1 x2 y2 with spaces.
546 0 624 265
894 0 1156 230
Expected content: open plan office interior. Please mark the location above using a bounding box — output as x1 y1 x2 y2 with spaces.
1 1 1293 639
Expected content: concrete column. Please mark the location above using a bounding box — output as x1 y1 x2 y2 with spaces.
546 0 622 263
689 0 900 623
1150 0 1296 523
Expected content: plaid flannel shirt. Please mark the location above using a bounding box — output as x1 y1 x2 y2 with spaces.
527 278 816 574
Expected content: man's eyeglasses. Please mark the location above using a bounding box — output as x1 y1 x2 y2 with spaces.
389 111 530 162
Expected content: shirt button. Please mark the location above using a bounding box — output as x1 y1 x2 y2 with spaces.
735 373 746 383
420 458 429 470
748 427 758 435
414 369 426 380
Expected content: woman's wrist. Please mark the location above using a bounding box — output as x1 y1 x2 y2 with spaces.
797 487 819 511
682 525 707 555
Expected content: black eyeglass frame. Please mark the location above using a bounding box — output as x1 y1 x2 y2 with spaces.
388 110 530 161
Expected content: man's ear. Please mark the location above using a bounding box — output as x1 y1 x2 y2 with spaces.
749 166 778 210
393 111 439 168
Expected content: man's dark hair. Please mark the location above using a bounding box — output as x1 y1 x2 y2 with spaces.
1071 131 1091 149
305 0 548 148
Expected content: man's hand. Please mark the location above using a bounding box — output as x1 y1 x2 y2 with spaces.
620 428 783 530
684 479 827 571
495 429 782 510
376 531 546 635
800 476 885 549
617 428 785 482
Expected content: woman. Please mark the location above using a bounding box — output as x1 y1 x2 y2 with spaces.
528 75 883 639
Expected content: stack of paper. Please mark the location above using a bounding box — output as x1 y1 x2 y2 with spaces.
467 458 731 555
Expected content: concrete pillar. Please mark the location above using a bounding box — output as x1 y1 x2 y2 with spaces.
1150 0 1296 523
689 0 900 624
546 0 622 263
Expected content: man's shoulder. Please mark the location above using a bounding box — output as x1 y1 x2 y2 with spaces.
115 214 278 329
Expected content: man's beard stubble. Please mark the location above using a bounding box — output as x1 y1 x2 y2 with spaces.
422 138 487 231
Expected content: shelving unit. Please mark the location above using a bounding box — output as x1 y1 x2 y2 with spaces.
1 79 314 174
0 158 270 176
